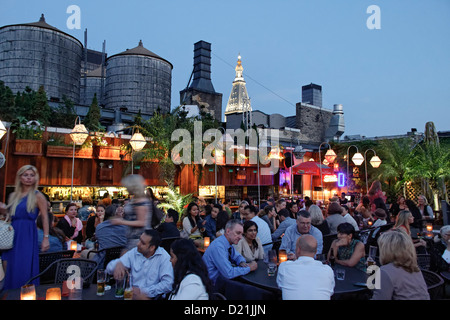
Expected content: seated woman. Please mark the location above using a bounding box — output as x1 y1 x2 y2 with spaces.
234 220 264 263
371 230 430 300
309 204 330 236
328 222 366 272
169 238 213 300
389 196 408 219
85 204 106 240
56 203 83 244
258 205 276 233
393 210 426 252
37 211 65 252
182 202 205 247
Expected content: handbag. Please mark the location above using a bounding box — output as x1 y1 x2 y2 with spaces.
0 214 14 250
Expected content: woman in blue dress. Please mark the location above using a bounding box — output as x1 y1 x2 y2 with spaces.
0 165 49 290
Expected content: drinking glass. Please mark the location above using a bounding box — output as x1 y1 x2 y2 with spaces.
369 246 378 259
267 262 277 277
97 269 106 296
115 277 125 298
123 274 133 300
335 268 346 280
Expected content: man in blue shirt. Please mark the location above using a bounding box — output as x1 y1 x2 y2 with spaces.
279 210 323 259
202 219 257 285
106 229 173 300
271 208 296 242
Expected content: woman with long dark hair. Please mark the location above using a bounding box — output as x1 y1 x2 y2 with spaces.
235 220 264 262
182 202 205 247
169 239 213 300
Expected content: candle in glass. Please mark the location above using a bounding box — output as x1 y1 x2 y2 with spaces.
204 237 210 248
70 240 78 251
20 284 36 300
426 223 433 232
46 287 61 300
279 252 287 263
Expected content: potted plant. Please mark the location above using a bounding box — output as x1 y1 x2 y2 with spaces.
46 134 73 158
92 134 120 160
12 118 44 156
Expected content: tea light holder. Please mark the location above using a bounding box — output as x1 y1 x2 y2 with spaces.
46 287 61 300
70 240 78 251
20 284 36 300
426 223 433 232
204 237 210 248
279 252 287 263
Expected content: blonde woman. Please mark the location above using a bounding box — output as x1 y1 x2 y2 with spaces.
372 230 430 300
393 210 426 250
111 174 152 250
417 195 434 220
0 165 49 290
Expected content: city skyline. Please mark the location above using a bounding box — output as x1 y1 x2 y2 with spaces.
1 0 449 138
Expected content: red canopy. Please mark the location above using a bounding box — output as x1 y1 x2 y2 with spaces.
292 161 334 175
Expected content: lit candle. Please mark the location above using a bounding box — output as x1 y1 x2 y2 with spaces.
70 241 78 251
279 252 287 263
426 224 433 232
204 237 210 248
46 287 61 300
20 284 36 300
368 220 373 226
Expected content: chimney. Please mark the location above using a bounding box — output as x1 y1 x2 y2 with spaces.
190 41 216 93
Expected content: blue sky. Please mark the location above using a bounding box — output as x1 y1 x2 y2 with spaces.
1 0 449 137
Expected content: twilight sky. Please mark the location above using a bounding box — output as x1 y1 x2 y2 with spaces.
1 0 449 137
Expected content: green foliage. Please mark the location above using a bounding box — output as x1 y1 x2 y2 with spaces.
49 95 77 129
29 86 52 126
156 187 193 221
11 117 43 140
0 81 16 121
83 94 103 132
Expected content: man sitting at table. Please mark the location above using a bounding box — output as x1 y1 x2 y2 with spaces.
279 210 323 259
106 229 173 300
202 219 258 286
277 235 335 300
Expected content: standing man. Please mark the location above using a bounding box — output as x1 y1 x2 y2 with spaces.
279 210 323 259
242 205 272 253
106 229 173 300
277 235 334 300
202 220 257 285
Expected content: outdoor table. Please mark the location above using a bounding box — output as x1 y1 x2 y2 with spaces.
441 271 450 283
3 282 119 300
239 259 369 297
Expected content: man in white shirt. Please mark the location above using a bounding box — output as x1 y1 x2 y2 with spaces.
106 229 173 300
277 234 335 300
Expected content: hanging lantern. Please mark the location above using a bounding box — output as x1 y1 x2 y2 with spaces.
351 152 364 166
370 155 382 168
0 120 7 140
324 149 337 164
70 118 89 145
130 131 146 151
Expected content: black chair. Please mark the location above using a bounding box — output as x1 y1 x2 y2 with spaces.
417 254 431 270
210 292 227 300
25 258 98 288
262 239 281 255
160 237 181 254
421 269 444 300
38 250 75 284
214 275 277 300
322 234 337 255
87 246 125 269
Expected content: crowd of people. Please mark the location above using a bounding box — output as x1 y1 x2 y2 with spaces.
0 165 449 300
